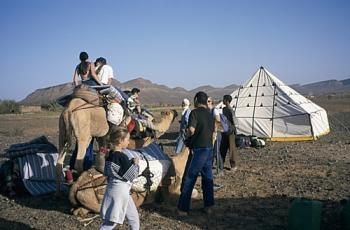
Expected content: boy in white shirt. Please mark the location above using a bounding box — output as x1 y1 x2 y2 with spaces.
95 57 114 85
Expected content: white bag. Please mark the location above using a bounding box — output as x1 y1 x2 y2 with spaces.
107 102 124 125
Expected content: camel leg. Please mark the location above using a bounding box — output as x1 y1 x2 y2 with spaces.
75 137 92 174
73 207 91 217
95 137 108 173
55 144 68 195
131 192 146 208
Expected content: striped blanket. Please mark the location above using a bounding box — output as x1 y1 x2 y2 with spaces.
4 136 66 196
17 153 67 196
122 142 171 192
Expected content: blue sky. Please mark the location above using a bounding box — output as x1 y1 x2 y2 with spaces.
1 0 349 101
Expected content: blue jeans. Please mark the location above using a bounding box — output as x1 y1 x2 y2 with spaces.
175 130 186 154
82 79 98 86
213 132 224 172
69 139 94 170
178 147 214 212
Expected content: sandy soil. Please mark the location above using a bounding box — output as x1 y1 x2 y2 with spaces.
0 99 349 230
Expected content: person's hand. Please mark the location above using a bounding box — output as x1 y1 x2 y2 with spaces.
132 157 139 165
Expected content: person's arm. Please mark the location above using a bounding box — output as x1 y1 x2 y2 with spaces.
121 156 139 182
186 110 196 137
89 63 102 85
188 126 195 136
73 68 79 87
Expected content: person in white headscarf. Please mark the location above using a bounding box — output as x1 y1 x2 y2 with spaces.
175 98 191 154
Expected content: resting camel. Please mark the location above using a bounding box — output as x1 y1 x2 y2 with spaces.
55 97 177 194
68 125 236 217
69 146 194 217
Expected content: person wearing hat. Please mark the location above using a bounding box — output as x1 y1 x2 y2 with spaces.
175 98 191 154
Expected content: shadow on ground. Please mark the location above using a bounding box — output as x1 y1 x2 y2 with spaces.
141 195 345 230
0 218 39 230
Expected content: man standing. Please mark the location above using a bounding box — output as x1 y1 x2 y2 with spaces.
175 98 191 154
220 95 238 171
177 91 214 216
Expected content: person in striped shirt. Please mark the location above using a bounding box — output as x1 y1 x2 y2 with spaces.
99 127 140 230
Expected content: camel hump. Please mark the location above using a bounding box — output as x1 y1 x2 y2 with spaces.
72 85 100 106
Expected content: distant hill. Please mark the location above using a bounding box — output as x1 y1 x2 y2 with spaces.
21 77 350 106
289 78 350 96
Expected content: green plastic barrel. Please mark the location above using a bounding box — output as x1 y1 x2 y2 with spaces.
288 198 323 230
342 200 350 230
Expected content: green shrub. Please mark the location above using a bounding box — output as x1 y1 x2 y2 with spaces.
41 101 62 112
0 100 20 114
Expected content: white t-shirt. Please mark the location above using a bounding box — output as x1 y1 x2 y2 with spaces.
98 65 114 84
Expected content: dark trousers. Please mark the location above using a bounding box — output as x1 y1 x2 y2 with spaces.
219 133 238 169
69 139 94 170
178 147 214 212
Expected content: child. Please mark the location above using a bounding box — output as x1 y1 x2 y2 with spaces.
99 127 140 230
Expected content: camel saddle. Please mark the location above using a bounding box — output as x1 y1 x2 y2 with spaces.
72 85 101 106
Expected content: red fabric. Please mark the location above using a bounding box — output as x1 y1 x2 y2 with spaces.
65 169 73 184
127 119 136 133
99 147 109 154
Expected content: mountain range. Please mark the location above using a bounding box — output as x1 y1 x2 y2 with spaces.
21 77 350 106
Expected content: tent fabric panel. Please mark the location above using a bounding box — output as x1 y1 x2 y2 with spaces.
255 96 274 108
235 117 254 136
235 96 256 108
235 106 255 118
272 114 312 137
256 86 275 97
236 87 258 98
252 118 272 137
253 106 273 118
310 110 330 137
256 72 275 87
273 96 307 117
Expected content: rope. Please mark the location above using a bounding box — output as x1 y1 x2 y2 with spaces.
136 150 154 194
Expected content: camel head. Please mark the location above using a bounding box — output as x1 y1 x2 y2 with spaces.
160 109 178 123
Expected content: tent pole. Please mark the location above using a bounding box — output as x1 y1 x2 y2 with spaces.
309 113 315 140
252 67 262 136
270 76 277 139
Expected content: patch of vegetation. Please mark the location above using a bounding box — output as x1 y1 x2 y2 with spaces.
0 100 20 114
41 101 62 112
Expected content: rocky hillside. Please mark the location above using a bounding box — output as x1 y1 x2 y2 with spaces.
20 78 239 106
20 77 350 106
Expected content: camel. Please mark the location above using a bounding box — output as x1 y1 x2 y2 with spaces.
55 97 177 194
69 146 194 217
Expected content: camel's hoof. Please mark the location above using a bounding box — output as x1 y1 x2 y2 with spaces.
73 207 90 217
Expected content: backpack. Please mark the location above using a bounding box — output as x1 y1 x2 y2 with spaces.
220 113 236 135
235 134 251 148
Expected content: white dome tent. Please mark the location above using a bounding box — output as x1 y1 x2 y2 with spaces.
217 67 330 141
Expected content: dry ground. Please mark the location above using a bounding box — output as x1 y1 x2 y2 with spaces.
0 97 349 230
